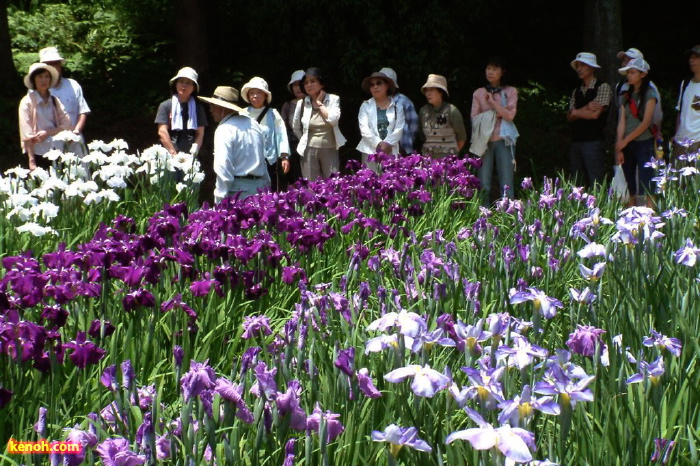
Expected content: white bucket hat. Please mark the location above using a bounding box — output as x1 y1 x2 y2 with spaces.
24 63 60 90
570 52 601 70
287 70 305 94
198 86 243 113
169 67 200 93
379 67 399 88
618 56 650 75
421 74 449 96
39 47 65 63
241 77 272 104
616 48 643 61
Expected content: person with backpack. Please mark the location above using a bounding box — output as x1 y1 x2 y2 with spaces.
567 52 612 187
241 77 291 192
673 45 700 158
616 57 660 205
608 48 663 150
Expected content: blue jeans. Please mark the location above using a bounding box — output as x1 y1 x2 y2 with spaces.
477 139 515 206
569 140 605 186
622 139 655 196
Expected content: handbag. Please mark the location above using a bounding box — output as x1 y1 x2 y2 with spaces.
611 165 629 203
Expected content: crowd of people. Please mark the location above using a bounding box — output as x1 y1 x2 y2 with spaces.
17 45 700 205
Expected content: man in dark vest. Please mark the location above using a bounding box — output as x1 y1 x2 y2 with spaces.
566 52 612 186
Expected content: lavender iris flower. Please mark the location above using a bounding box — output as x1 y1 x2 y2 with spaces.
95 437 146 466
242 315 272 339
509 287 563 319
371 424 433 458
577 242 606 259
250 361 277 400
626 357 665 386
101 365 119 391
121 360 135 390
497 385 560 426
155 434 171 460
496 335 548 369
306 402 344 442
461 366 505 409
275 380 306 430
366 310 427 338
282 438 296 466
173 345 184 368
215 377 254 423
334 347 355 376
650 438 676 465
578 262 606 282
34 406 47 437
643 329 682 357
674 239 700 266
534 366 595 409
445 407 535 463
384 364 450 397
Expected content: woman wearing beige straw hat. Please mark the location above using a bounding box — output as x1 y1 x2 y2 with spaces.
418 74 467 158
240 76 291 192
155 67 208 156
357 70 405 173
18 62 72 170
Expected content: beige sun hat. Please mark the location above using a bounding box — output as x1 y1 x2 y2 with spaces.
361 71 397 95
241 77 272 104
287 70 305 94
169 67 200 93
421 74 449 96
570 52 601 70
39 46 65 63
24 63 60 90
379 67 399 88
198 86 243 113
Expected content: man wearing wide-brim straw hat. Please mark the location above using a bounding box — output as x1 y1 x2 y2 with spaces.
199 86 270 202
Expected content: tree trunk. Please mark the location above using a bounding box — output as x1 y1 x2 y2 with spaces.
584 0 623 87
0 0 21 96
174 0 210 90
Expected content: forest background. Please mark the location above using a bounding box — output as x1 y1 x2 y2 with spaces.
1 0 699 200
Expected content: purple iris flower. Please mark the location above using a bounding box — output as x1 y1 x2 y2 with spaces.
566 325 606 358
101 365 119 391
674 239 700 266
132 385 156 410
650 438 676 465
66 425 98 449
95 437 146 466
88 319 116 339
356 368 382 398
643 329 682 357
455 319 492 355
275 379 306 430
569 287 596 304
122 289 156 311
173 345 184 368
579 262 606 282
626 357 665 386
534 366 595 409
306 402 344 442
64 332 105 369
384 364 450 398
180 359 217 402
155 434 171 460
121 360 135 390
242 315 272 339
283 438 296 466
496 334 548 369
34 406 47 437
250 361 277 400
372 424 432 458
509 287 563 319
215 377 254 424
497 385 560 426
577 242 607 259
461 366 505 409
445 407 536 463
410 328 456 353
334 347 355 377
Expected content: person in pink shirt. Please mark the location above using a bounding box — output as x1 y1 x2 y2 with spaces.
470 56 518 206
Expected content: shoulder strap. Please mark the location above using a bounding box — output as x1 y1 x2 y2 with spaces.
679 78 693 114
256 105 270 124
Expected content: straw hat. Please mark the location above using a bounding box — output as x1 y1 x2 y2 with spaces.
169 67 200 93
361 71 397 94
421 74 449 96
287 70 305 93
241 77 272 104
198 86 243 113
24 63 60 90
39 47 65 63
570 52 601 70
618 57 650 75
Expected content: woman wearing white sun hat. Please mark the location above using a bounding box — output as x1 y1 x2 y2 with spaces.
240 76 291 192
18 62 72 170
155 67 208 156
